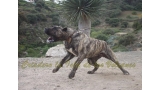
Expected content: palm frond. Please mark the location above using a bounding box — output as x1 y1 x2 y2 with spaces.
63 0 104 22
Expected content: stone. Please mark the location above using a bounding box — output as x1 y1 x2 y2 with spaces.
45 44 67 57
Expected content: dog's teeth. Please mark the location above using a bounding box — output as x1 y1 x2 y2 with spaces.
46 40 50 43
46 39 54 43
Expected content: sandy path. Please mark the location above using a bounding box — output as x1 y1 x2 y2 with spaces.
18 51 142 90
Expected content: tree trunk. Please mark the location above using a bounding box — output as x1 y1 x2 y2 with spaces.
78 18 91 37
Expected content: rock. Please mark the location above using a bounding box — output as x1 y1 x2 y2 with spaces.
45 44 67 57
115 32 127 36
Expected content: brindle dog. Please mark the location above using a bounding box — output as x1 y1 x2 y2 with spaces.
44 26 129 79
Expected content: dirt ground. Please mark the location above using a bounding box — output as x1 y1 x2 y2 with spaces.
18 51 142 90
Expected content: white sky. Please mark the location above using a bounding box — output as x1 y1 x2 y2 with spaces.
24 0 64 3
45 0 64 3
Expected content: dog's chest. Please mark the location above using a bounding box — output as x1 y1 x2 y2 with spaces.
66 48 78 56
64 41 78 56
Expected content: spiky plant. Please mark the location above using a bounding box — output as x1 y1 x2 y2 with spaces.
63 0 104 37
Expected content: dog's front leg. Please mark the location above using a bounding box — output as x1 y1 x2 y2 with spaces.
52 52 74 73
68 55 85 79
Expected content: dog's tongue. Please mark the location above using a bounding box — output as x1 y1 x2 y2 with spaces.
48 37 53 40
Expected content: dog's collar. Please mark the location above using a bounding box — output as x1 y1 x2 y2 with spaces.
66 31 77 44
67 37 72 44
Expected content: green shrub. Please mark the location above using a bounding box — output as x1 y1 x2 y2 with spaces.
35 0 45 8
26 47 43 57
18 44 26 54
111 23 119 27
18 0 27 6
132 19 142 30
132 11 137 15
105 18 120 27
26 48 37 57
120 4 134 11
52 17 59 25
109 18 120 23
92 20 101 27
134 3 142 11
35 7 41 12
18 42 63 57
42 45 49 55
96 34 108 41
44 4 52 11
30 10 38 13
110 18 120 27
52 16 59 21
18 12 27 21
18 12 27 26
26 14 47 23
23 8 34 12
118 34 137 46
108 9 122 18
47 13 59 24
90 28 104 38
105 17 110 23
18 44 26 57
27 14 37 24
91 31 100 38
36 14 47 21
46 13 57 18
103 29 120 35
126 15 132 19
121 21 128 28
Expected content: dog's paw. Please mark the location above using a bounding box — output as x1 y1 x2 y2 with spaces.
68 71 75 79
123 70 130 75
52 68 59 73
87 71 94 74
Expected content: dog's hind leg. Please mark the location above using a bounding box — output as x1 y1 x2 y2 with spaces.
52 52 75 73
103 46 129 75
87 55 101 74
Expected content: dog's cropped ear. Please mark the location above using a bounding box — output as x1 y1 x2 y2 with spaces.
52 25 56 27
62 28 67 32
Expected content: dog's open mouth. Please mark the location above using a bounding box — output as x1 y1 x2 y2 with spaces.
46 36 54 43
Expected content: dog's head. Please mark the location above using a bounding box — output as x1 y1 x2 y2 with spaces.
44 26 74 43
